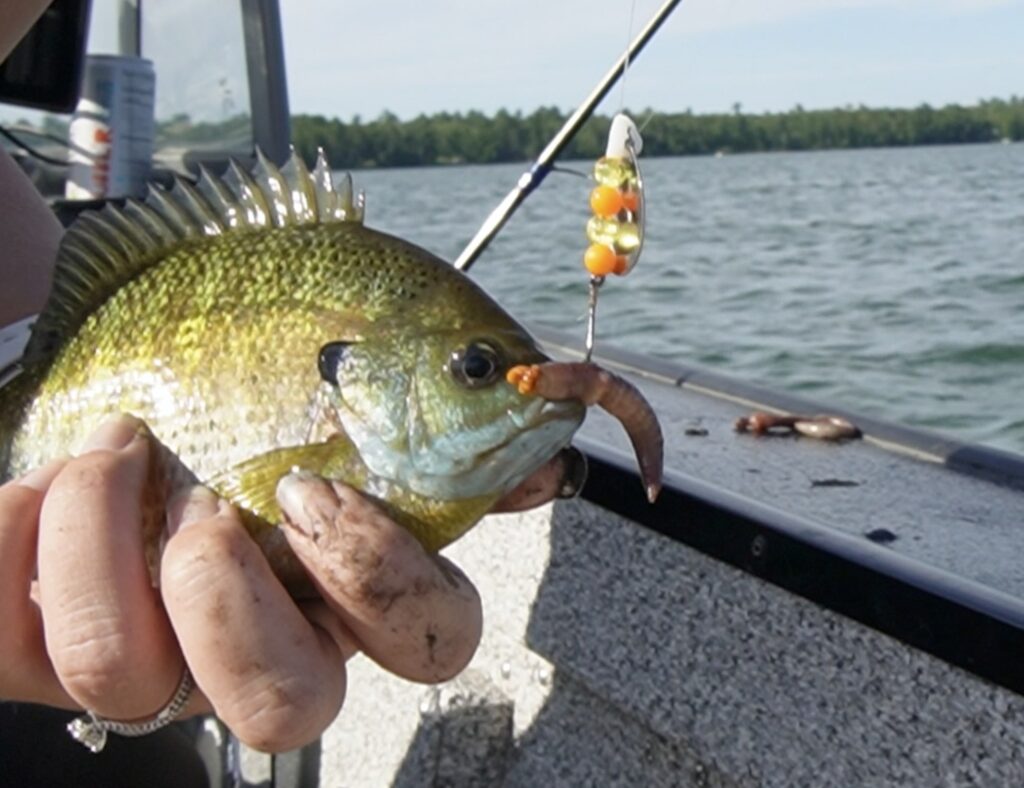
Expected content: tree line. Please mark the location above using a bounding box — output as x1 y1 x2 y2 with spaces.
291 98 1024 169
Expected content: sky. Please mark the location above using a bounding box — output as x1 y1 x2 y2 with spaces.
274 0 1024 120
3 0 1023 124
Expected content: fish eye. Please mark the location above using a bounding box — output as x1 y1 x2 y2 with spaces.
450 341 503 389
318 341 351 384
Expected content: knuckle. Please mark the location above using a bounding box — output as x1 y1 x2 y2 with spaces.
49 623 137 705
47 610 177 714
334 554 421 624
49 451 135 505
223 678 336 753
162 515 251 599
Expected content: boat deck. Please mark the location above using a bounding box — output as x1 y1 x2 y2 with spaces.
538 327 1024 693
309 330 1024 787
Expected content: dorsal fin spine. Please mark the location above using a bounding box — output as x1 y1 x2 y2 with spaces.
313 148 340 222
227 159 270 227
147 184 195 239
92 211 142 261
101 203 147 246
72 216 122 263
197 165 242 229
281 148 317 224
105 202 159 257
171 178 224 235
24 148 363 366
125 199 178 245
61 246 108 286
255 148 292 228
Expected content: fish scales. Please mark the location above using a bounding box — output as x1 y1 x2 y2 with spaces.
1 151 585 593
15 225 498 476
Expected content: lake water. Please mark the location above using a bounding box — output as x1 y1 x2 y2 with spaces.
351 143 1024 454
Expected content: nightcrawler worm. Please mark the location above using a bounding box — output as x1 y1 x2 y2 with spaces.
507 362 663 503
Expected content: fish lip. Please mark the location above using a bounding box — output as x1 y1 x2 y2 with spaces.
508 397 583 430
539 398 586 427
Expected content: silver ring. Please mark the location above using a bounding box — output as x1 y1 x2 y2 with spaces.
68 667 194 753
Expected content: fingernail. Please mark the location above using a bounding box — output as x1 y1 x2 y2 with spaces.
277 471 338 541
557 446 588 499
166 485 224 537
79 414 144 453
15 457 69 492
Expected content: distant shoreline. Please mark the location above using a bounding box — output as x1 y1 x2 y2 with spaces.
7 100 1017 172
291 99 1024 169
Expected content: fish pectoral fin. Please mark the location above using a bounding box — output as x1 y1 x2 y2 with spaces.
206 436 360 526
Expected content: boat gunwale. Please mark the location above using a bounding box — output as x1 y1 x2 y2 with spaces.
534 325 1024 697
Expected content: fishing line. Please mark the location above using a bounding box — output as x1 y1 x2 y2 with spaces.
584 1 648 363
454 0 683 272
618 0 639 112
550 164 591 179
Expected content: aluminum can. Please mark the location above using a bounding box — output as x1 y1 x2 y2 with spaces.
66 55 155 199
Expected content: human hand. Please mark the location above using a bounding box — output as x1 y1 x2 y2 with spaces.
0 414 581 752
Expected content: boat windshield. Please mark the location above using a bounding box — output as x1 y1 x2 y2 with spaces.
0 0 288 197
143 0 253 162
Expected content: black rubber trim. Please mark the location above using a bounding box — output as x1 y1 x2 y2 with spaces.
576 436 1024 696
241 0 291 165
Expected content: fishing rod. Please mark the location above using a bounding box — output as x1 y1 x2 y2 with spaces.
453 0 683 272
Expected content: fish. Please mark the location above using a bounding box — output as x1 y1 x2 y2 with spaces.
0 150 660 594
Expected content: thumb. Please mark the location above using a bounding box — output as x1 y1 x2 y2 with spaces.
276 472 482 683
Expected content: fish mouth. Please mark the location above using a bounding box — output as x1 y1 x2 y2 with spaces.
493 399 585 489
334 382 585 502
426 398 584 501
392 397 585 502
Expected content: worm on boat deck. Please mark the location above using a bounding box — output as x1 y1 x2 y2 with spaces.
507 362 664 503
734 411 861 441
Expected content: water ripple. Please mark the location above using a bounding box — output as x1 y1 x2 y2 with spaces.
353 143 1024 453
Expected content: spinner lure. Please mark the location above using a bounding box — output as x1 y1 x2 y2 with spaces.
582 113 645 360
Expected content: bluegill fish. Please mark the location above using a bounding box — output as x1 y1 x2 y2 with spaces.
0 150 658 593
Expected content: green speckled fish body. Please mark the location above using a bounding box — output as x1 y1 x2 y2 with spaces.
0 151 584 586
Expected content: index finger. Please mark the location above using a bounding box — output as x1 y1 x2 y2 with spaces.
37 417 184 720
277 473 482 685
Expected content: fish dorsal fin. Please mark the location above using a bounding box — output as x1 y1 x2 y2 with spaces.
25 148 365 364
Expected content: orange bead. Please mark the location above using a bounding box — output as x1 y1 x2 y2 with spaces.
590 185 623 217
506 364 541 394
613 255 629 275
621 189 640 213
584 243 623 277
